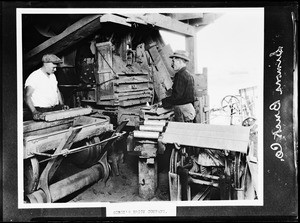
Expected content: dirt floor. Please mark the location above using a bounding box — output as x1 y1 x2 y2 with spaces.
69 168 169 203
53 151 170 203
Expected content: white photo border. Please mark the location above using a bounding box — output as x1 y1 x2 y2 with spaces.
17 7 264 212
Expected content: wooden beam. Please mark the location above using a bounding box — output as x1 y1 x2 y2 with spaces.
24 15 103 70
185 35 196 73
195 13 224 30
100 14 131 27
169 13 204 21
125 16 147 25
116 13 196 36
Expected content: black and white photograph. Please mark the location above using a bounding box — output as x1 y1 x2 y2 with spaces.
2 2 298 222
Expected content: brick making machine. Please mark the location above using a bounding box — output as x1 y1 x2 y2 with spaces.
127 108 258 201
23 107 127 203
162 121 257 201
21 13 258 202
23 13 216 128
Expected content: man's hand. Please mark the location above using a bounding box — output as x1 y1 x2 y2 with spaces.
32 110 44 121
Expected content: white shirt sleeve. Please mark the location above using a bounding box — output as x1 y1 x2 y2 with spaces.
25 70 39 89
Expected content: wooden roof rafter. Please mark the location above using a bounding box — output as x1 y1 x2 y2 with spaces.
164 13 204 21
115 13 196 37
24 14 103 70
23 12 216 71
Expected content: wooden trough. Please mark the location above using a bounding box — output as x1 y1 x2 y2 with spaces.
23 112 120 203
23 115 113 159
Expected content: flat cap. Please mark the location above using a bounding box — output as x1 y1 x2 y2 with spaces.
42 54 62 64
169 50 190 62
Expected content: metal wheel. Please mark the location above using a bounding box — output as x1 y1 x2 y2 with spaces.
70 136 103 168
169 146 188 174
242 117 256 127
169 148 179 174
24 157 39 195
221 95 241 114
232 152 247 200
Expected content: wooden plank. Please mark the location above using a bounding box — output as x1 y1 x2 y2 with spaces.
202 96 206 122
95 71 114 99
114 84 149 93
148 44 173 101
165 122 251 137
162 134 248 153
97 100 119 106
165 126 249 141
24 122 113 159
185 35 196 73
115 76 149 84
100 14 131 26
118 93 152 101
161 122 251 153
194 98 201 123
96 42 113 71
194 68 208 97
159 44 175 78
116 89 152 97
125 16 147 25
205 95 210 124
197 96 202 123
119 97 151 107
169 13 204 21
72 115 109 126
24 123 72 137
200 96 205 123
24 15 102 69
96 41 115 102
23 118 73 133
117 13 196 36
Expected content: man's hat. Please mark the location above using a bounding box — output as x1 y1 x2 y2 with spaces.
169 50 190 62
42 54 63 64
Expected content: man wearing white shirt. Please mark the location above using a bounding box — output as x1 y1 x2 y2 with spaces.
24 54 68 120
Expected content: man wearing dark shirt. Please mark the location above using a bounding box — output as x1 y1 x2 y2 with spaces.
162 50 196 122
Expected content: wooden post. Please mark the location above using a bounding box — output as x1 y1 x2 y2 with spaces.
185 36 196 74
193 68 208 124
137 143 158 200
138 158 157 200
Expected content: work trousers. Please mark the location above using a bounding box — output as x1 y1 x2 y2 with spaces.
174 103 196 122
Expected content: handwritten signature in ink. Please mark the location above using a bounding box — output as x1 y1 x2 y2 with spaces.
269 46 283 95
269 46 284 161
